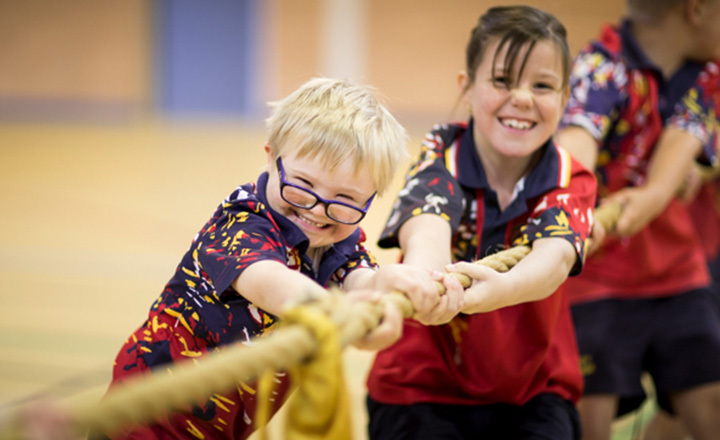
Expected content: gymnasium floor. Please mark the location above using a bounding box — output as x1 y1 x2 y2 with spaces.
0 121 647 439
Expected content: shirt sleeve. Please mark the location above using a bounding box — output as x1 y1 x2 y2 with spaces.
331 228 378 286
378 127 465 249
190 198 288 297
667 60 720 166
560 49 628 143
512 159 597 275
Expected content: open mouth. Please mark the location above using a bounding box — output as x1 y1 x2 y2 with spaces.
295 211 329 229
499 118 536 130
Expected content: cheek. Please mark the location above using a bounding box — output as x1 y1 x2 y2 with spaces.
540 97 564 123
265 181 286 213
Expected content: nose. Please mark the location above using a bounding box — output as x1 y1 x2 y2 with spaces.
309 201 329 219
510 87 533 108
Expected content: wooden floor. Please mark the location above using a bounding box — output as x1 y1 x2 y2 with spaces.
0 120 648 439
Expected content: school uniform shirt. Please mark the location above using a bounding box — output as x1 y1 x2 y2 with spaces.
688 182 720 262
669 61 720 263
366 121 596 406
109 171 376 439
559 21 713 304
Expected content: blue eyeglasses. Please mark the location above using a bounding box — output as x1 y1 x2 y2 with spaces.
276 157 375 225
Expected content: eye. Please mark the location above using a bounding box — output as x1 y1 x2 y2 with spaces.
533 81 559 93
492 76 511 88
287 174 315 189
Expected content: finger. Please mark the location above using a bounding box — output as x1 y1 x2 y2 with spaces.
442 275 464 312
401 278 441 314
360 302 402 350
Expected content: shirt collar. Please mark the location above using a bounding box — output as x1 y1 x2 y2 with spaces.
619 19 658 72
619 19 705 117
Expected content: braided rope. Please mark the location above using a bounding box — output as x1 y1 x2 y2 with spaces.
2 203 622 438
696 162 720 182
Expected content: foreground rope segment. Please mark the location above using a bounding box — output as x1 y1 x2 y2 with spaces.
256 301 354 440
71 325 317 435
594 200 622 232
2 203 623 438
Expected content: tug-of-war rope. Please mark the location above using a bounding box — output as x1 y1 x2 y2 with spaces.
2 202 623 439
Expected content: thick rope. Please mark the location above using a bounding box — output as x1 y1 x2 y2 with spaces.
696 162 720 182
1 202 623 439
256 297 353 440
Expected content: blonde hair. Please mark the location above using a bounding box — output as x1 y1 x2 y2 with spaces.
265 78 408 195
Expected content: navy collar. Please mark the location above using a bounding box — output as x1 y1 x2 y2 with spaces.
619 19 659 72
619 19 705 118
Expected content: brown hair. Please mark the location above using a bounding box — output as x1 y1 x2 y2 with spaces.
464 5 571 90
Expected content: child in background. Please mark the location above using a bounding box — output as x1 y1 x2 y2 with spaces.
366 6 596 440
102 77 453 439
635 63 720 440
553 0 720 438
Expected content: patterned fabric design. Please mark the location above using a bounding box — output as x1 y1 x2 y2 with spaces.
669 60 720 165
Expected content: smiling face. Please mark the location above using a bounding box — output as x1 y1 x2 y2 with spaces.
460 38 568 162
264 145 377 251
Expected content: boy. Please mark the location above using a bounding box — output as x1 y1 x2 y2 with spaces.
554 1 720 439
103 78 451 439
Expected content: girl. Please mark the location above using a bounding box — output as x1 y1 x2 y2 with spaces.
365 6 596 440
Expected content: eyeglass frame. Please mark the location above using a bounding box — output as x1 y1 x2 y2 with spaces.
275 157 375 225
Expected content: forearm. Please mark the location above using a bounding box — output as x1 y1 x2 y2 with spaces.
608 127 704 235
643 126 702 205
342 267 375 291
398 214 453 270
554 126 599 171
504 238 575 303
232 260 327 316
459 237 576 313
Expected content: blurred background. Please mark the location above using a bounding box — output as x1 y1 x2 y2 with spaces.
0 0 634 438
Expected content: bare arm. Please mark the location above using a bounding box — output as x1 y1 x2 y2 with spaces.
232 260 328 316
448 236 576 314
235 260 404 350
554 126 599 171
609 126 702 236
398 214 454 270
341 213 454 295
345 214 463 325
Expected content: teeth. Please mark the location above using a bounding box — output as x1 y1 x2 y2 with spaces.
501 118 533 130
298 213 326 228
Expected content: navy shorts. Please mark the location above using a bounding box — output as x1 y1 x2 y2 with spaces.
709 255 720 300
366 393 581 440
571 288 720 415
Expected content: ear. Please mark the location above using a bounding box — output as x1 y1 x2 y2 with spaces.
457 70 472 106
686 0 703 25
264 144 275 170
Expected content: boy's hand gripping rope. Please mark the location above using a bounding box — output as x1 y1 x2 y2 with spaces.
0 202 623 439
